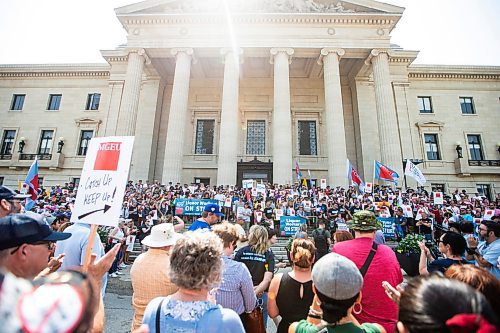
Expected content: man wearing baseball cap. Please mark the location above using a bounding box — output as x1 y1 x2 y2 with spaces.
188 203 224 231
0 185 30 218
332 210 403 333
0 212 72 279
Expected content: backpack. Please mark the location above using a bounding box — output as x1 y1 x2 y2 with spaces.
314 229 328 253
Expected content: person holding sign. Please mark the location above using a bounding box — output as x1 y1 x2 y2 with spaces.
188 203 224 231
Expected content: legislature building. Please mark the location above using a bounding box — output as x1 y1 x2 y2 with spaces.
0 0 499 196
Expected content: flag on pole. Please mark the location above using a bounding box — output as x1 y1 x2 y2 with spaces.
295 160 303 181
404 160 426 186
346 160 365 191
24 157 39 211
374 160 399 184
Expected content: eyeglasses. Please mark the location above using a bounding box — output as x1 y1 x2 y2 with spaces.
478 228 489 233
9 241 53 255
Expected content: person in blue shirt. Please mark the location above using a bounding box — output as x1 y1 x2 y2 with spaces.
188 203 224 231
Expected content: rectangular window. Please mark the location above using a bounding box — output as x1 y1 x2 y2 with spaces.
86 93 101 110
78 130 93 155
38 130 54 155
246 120 266 155
298 121 318 155
424 134 440 160
1 130 16 155
72 178 80 188
194 120 214 154
47 94 62 110
460 97 475 114
417 96 433 113
431 183 445 193
10 94 25 111
476 184 491 201
467 134 483 161
38 177 44 187
194 177 210 186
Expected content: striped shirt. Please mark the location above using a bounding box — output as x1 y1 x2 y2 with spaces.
130 248 178 330
216 256 256 315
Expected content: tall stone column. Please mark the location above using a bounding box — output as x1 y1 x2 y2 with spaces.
162 48 194 184
118 49 147 135
319 48 348 187
217 49 241 186
371 49 403 178
270 48 294 184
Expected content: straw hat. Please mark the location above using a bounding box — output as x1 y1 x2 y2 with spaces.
142 223 182 247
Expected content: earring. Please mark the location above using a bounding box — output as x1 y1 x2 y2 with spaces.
353 302 363 315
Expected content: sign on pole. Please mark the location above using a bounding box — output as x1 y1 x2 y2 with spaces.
71 137 134 227
433 192 444 205
280 216 307 236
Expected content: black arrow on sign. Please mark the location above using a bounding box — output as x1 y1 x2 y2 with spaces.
78 204 112 220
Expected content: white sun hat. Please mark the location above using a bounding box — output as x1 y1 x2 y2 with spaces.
142 223 182 247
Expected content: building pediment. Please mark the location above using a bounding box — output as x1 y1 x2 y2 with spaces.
115 0 404 15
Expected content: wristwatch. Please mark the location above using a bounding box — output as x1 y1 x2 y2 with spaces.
466 247 477 256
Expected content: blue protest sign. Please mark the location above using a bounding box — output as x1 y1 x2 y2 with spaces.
174 199 218 216
377 217 397 240
280 216 307 236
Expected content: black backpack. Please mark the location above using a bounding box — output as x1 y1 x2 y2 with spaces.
314 229 328 253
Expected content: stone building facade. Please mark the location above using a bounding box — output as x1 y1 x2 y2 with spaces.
1 0 499 197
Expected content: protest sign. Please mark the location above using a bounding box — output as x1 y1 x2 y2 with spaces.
174 199 217 216
280 216 307 236
377 217 397 240
433 192 444 205
336 222 349 231
320 179 327 189
224 197 232 208
483 209 494 220
71 137 134 227
242 179 254 189
256 183 266 197
275 209 283 220
364 183 373 193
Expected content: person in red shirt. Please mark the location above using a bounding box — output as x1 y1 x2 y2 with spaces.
332 211 403 333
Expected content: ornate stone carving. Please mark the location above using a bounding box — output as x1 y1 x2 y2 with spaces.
168 0 356 14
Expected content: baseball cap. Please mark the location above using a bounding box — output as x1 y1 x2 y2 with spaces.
204 203 224 217
347 210 382 231
0 212 72 250
0 185 30 201
312 253 363 300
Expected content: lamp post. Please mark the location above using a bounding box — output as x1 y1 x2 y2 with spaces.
18 137 26 153
455 141 463 159
57 137 65 153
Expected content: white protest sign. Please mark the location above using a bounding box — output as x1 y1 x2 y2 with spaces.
275 209 283 220
71 136 134 227
255 211 263 222
256 183 266 198
337 222 349 231
224 197 232 208
484 209 494 220
242 179 254 189
365 183 373 193
251 187 258 197
433 192 444 205
320 179 327 189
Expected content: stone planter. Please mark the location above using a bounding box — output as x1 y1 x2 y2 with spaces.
396 252 420 277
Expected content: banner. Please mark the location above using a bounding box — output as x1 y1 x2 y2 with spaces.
404 160 426 185
377 217 397 240
280 216 307 236
174 199 217 216
71 137 134 227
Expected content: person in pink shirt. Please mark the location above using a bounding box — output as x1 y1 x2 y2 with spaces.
332 211 403 333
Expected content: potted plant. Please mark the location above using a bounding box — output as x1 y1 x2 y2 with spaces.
395 234 424 277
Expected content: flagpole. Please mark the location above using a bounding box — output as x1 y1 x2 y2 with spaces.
403 159 408 190
372 160 376 190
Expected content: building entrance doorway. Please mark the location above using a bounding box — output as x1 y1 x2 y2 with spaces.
237 158 273 187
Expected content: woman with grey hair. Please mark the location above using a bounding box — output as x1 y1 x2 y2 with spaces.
141 230 245 333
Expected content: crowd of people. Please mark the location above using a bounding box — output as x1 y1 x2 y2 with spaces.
0 179 499 333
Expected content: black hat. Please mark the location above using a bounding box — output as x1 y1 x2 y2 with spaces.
0 212 72 250
0 186 30 201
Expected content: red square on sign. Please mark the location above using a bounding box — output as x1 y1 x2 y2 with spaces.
435 193 441 198
94 142 121 171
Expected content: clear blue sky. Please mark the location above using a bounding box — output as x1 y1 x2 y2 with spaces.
0 0 498 65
